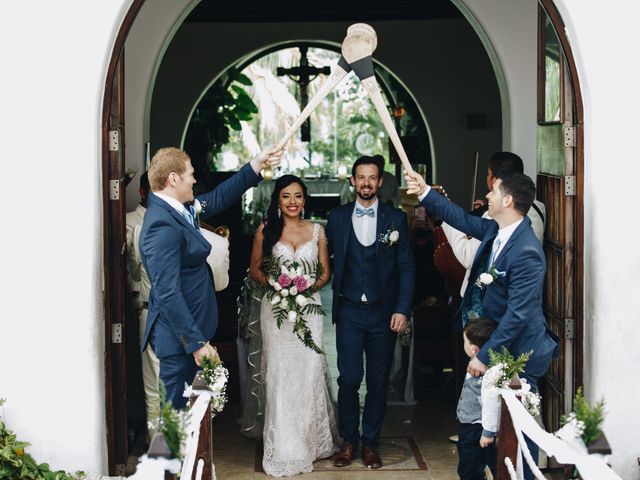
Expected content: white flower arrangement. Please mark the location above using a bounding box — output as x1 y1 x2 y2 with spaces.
378 223 400 246
200 356 229 416
475 265 506 289
193 199 207 226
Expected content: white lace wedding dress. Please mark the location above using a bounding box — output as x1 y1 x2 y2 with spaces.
260 223 339 477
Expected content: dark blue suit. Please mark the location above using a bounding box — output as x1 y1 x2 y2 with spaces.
419 189 558 388
140 163 261 407
326 201 414 448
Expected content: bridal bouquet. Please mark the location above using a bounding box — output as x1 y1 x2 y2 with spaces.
259 256 325 354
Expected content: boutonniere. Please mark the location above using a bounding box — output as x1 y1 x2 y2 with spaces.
378 223 400 246
475 265 506 289
193 199 207 226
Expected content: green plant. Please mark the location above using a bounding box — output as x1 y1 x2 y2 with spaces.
0 401 85 480
562 387 606 445
186 68 258 170
158 383 187 460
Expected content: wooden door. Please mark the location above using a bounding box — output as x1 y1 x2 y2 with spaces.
536 3 578 432
103 53 128 476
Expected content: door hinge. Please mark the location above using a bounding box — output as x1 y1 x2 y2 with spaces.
564 318 575 339
564 125 576 147
109 130 120 151
109 179 120 200
112 323 122 344
115 464 126 475
564 175 576 196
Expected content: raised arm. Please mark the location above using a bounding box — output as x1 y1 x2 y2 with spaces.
249 223 268 285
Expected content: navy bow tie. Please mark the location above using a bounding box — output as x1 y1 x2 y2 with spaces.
355 207 375 218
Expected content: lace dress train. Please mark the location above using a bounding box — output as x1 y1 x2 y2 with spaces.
260 224 339 477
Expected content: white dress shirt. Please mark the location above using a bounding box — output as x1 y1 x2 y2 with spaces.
154 191 188 215
491 218 523 262
352 199 378 247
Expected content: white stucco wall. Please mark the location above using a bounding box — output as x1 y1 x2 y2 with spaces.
1 0 639 478
554 1 640 478
0 1 128 476
457 0 538 177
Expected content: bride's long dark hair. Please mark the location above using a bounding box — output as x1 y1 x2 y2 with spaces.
262 174 309 258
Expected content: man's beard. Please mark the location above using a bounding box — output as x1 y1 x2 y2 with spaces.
356 187 377 201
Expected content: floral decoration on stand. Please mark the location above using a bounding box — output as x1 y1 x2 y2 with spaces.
557 387 606 448
200 356 229 416
475 265 506 289
257 256 325 353
157 382 189 460
378 223 400 246
485 347 541 416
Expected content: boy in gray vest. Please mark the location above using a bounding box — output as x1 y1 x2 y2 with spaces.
456 318 497 480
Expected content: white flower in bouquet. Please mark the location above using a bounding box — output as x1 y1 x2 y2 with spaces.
479 272 494 285
288 268 296 278
295 294 308 307
281 265 289 275
287 310 297 323
290 286 298 296
273 282 282 292
281 288 289 297
280 299 288 310
271 294 281 305
389 230 400 243
268 278 276 287
296 266 303 277
304 274 311 282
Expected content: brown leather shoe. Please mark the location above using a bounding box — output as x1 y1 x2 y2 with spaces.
333 442 355 467
361 446 383 469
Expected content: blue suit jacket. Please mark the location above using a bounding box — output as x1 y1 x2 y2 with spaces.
140 163 261 358
325 201 415 321
420 189 558 378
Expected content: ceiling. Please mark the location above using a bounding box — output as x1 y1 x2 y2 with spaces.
185 0 463 23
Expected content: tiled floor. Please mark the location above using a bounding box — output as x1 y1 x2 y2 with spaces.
212 286 461 479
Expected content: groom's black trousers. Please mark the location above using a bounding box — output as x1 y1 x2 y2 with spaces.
335 297 396 448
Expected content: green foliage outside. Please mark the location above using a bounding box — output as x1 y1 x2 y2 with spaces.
0 399 85 480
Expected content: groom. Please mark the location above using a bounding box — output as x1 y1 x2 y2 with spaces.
326 155 415 468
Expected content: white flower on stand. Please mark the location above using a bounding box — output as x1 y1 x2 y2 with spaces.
288 310 297 323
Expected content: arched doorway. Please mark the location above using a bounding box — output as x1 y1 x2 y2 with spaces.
102 0 584 474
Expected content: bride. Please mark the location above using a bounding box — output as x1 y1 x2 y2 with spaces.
249 174 339 477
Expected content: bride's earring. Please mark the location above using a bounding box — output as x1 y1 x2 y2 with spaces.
277 208 281 219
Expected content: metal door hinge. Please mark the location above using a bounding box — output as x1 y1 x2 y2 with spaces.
564 175 576 196
564 125 576 147
112 323 122 344
564 318 575 339
109 179 120 200
115 464 126 475
109 130 120 151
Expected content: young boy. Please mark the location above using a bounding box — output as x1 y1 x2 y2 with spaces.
456 318 497 480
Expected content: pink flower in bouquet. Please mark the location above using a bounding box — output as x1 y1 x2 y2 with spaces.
277 274 292 287
293 276 308 293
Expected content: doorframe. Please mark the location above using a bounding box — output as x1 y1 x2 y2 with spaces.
538 0 585 392
100 0 585 472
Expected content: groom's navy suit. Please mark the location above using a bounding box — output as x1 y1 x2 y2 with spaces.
140 163 261 407
419 189 558 388
326 200 414 448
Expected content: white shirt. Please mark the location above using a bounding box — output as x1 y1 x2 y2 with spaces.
153 191 188 215
352 198 378 247
491 218 523 262
125 204 146 294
